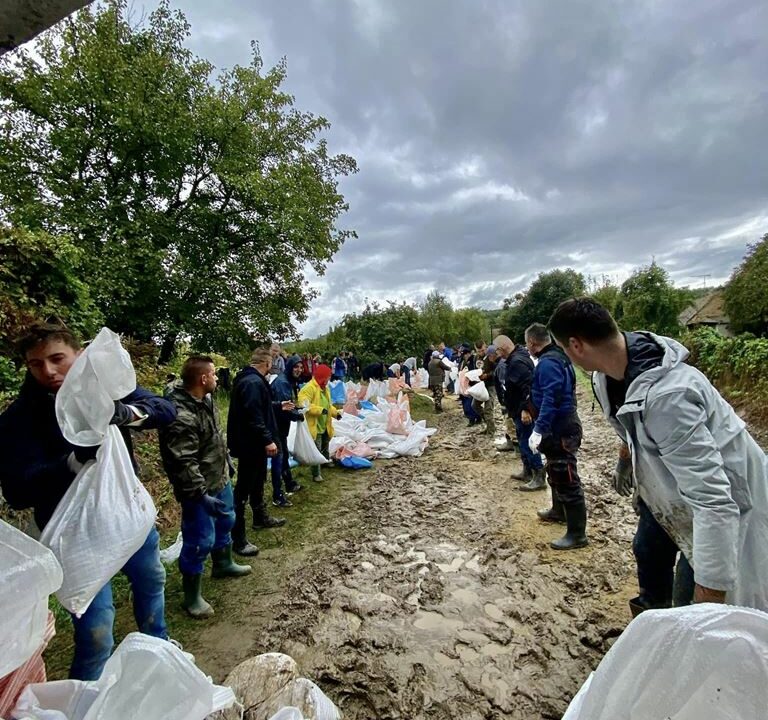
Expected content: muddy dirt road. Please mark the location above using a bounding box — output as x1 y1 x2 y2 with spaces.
197 388 639 720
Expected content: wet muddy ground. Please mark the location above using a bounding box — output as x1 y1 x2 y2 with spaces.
228 389 640 719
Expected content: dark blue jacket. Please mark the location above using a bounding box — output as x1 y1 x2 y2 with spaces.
530 344 577 436
227 366 280 457
504 345 535 418
270 356 303 437
0 374 176 530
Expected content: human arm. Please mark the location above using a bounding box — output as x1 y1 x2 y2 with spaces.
612 442 634 496
531 359 563 436
297 384 324 417
119 386 177 430
159 415 208 501
646 390 740 598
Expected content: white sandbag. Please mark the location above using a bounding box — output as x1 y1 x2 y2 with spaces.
467 382 489 402
13 633 237 720
268 710 304 720
291 421 330 466
55 328 136 447
466 369 482 382
159 532 183 565
40 426 157 615
417 368 429 387
0 520 63 678
562 603 768 720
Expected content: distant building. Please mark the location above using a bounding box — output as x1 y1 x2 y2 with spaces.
679 290 732 336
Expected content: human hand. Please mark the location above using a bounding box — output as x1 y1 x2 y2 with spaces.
200 494 229 517
528 431 542 454
521 410 532 425
295 415 305 422
73 445 99 465
281 401 296 411
265 442 279 457
612 456 634 497
321 408 328 415
693 584 727 604
110 400 137 426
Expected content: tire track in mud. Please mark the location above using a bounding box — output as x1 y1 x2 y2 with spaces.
261 391 638 719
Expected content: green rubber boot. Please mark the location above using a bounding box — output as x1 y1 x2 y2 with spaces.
211 544 253 578
181 573 214 619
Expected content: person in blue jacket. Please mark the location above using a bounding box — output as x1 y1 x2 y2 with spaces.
0 322 177 680
270 355 305 505
523 322 588 550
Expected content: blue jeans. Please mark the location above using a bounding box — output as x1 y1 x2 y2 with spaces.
270 450 286 500
461 395 481 421
514 417 544 470
179 483 236 576
69 525 167 681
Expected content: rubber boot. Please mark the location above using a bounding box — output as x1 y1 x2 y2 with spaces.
550 499 589 550
232 502 260 557
211 544 252 578
537 492 566 523
511 462 531 481
519 467 547 492
496 436 517 452
252 503 286 529
181 574 214 619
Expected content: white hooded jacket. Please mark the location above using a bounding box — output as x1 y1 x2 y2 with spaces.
593 333 768 610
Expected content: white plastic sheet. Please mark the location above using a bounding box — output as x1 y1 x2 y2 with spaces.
159 532 183 565
40 427 157 615
13 633 238 720
0 520 63 678
562 603 768 720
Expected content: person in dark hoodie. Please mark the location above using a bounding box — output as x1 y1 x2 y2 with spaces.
0 322 177 681
228 347 292 555
270 354 305 505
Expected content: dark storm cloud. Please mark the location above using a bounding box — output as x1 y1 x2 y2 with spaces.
175 0 767 336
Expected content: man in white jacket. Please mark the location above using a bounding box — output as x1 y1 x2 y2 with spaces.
548 297 768 610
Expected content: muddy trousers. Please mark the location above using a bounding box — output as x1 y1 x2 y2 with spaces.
514 417 543 471
233 452 268 540
179 483 235 575
471 393 496 433
634 499 695 607
430 384 444 411
311 431 330 478
69 527 167 680
539 415 584 506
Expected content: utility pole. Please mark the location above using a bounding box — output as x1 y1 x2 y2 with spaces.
697 274 711 288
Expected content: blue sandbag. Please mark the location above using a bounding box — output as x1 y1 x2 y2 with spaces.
339 456 373 470
330 381 347 405
359 400 376 410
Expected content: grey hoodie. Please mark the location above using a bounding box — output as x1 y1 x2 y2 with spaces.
593 333 768 610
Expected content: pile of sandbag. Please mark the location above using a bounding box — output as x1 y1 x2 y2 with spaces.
329 394 437 461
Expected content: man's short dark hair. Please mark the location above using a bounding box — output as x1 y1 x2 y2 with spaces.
548 297 619 344
524 323 551 345
16 322 81 358
181 355 214 387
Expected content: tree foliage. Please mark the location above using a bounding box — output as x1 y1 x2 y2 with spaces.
0 0 356 360
502 269 586 341
419 291 456 344
615 262 687 335
724 234 768 336
453 308 491 346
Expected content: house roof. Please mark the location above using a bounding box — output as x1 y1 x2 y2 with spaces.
679 290 730 326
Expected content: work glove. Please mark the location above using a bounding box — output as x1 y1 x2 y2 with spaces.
612 456 634 497
73 445 99 464
321 408 328 415
110 400 136 426
200 494 229 518
529 431 542 454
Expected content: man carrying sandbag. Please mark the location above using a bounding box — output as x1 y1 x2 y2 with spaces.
159 355 252 619
297 364 340 483
549 297 768 609
228 347 290 554
0 322 176 680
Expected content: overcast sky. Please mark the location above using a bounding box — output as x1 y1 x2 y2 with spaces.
176 0 767 338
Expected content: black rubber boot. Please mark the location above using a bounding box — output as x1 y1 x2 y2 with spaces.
181 573 214 619
232 502 260 556
211 544 252 578
537 492 566 523
519 467 547 492
252 504 286 529
550 499 589 550
511 462 532 481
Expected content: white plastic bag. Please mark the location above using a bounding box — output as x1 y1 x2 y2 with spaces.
467 382 489 402
291 421 330 466
159 532 183 565
562 604 768 720
0 520 63 678
55 328 136 447
13 633 238 720
40 426 157 615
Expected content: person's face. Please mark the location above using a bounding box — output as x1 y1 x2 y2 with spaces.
271 345 280 357
316 376 328 389
292 363 303 379
556 337 599 372
438 343 445 351
256 358 272 374
201 362 217 393
26 340 80 392
496 345 510 359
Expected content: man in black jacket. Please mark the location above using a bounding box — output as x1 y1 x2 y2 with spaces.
493 334 544 485
228 347 292 554
0 322 176 681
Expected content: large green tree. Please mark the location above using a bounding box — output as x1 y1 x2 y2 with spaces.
0 1 356 360
419 291 456 345
453 308 491 345
615 262 686 335
724 234 768 336
502 268 586 341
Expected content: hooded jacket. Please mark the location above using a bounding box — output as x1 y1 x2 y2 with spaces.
159 387 230 501
270 355 303 436
530 344 577 435
227 366 280 457
593 332 768 609
0 374 176 529
297 378 340 440
503 345 535 419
